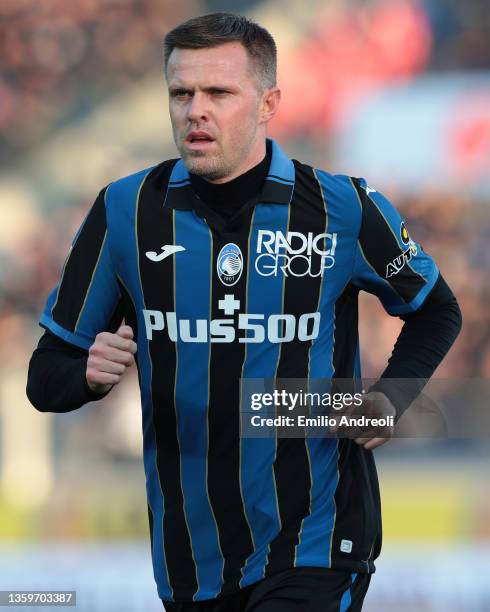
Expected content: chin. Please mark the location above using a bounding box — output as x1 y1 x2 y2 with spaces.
191 167 225 181
184 157 227 181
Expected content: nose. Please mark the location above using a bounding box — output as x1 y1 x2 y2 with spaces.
186 92 208 123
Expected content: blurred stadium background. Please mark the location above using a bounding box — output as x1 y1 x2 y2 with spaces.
0 0 489 610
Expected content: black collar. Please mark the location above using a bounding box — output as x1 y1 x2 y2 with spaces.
163 139 295 211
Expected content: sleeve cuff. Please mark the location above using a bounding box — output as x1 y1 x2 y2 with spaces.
368 378 428 422
83 377 113 401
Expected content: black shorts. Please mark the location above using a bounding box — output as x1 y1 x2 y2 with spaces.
162 567 372 611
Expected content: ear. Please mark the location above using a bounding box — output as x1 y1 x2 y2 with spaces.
259 87 281 124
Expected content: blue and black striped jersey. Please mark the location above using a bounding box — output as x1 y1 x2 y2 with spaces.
40 139 439 602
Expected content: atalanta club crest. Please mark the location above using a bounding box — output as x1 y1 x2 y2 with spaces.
217 243 243 286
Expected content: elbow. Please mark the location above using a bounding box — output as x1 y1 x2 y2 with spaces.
441 295 463 350
453 298 463 340
26 376 48 413
26 356 49 413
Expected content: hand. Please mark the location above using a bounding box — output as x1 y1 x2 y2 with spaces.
353 391 396 450
329 391 396 451
86 324 137 394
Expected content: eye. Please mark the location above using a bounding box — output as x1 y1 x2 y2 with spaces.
210 89 229 96
171 89 192 99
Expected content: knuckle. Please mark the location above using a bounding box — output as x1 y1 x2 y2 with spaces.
90 341 104 356
86 358 97 371
89 355 101 368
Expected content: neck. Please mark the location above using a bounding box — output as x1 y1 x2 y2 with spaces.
189 139 272 219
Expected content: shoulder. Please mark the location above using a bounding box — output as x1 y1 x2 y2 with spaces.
105 159 179 199
292 159 364 214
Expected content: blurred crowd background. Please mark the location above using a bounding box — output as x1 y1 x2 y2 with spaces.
0 0 489 610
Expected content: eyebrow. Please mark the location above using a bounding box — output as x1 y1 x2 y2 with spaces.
168 84 237 94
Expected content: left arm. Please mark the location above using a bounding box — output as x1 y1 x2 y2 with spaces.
363 272 462 449
349 178 462 448
371 272 461 402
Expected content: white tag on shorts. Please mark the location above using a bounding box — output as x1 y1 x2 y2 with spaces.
340 539 352 553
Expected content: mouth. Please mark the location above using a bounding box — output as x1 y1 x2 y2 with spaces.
185 131 216 150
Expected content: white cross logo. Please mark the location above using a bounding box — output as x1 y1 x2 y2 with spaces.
218 294 240 315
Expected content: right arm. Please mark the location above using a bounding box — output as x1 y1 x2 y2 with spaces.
27 326 136 413
27 330 105 413
27 186 136 413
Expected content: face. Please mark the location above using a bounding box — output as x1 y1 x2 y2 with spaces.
167 42 279 182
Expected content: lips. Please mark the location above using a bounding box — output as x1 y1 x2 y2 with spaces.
185 131 215 144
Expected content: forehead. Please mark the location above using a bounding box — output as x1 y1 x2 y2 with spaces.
166 42 254 86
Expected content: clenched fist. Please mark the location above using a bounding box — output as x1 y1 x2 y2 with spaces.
86 324 137 394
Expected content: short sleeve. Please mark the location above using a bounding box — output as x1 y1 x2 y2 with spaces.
39 187 123 350
351 177 439 316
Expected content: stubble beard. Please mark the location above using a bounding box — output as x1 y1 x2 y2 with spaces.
181 148 234 181
178 122 259 182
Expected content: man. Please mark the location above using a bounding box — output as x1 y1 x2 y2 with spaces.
27 12 462 612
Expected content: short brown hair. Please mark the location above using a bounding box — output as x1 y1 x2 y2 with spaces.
163 12 277 90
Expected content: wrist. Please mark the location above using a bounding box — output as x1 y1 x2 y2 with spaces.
84 377 113 397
